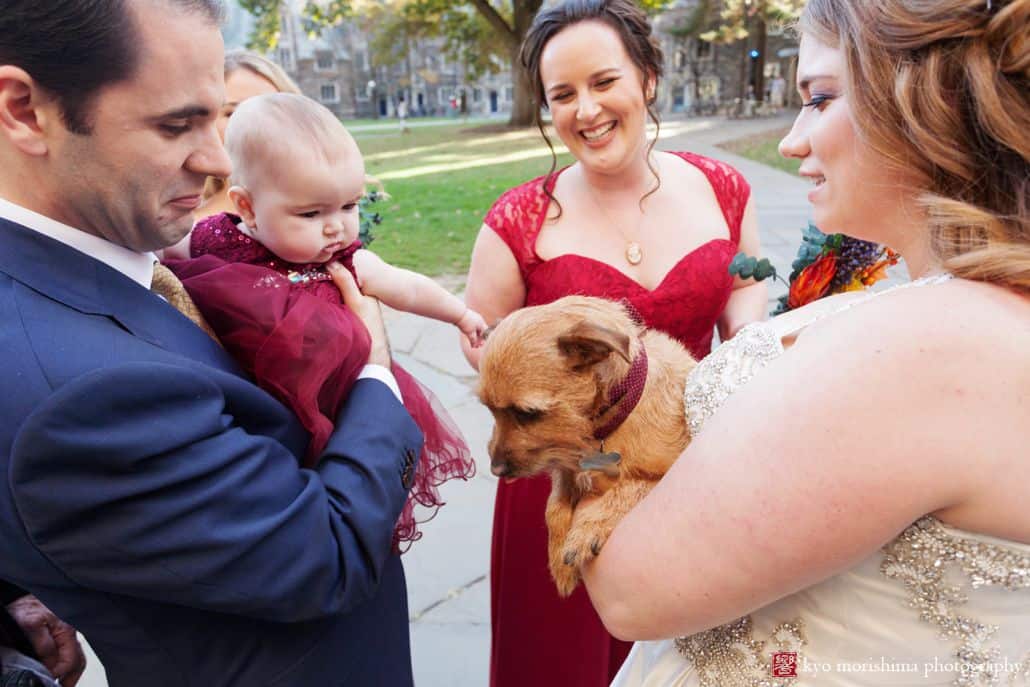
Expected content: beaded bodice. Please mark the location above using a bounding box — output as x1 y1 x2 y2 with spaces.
613 276 1030 687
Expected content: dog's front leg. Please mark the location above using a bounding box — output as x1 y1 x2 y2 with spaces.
561 478 655 572
545 471 580 597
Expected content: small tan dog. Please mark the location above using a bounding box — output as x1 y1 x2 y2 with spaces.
478 296 696 596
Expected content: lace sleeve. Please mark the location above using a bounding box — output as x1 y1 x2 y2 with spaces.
672 153 751 246
483 176 552 282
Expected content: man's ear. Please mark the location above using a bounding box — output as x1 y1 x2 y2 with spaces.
557 321 632 372
0 66 53 157
227 185 256 226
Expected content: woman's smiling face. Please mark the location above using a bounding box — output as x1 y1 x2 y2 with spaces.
539 20 652 176
778 34 916 243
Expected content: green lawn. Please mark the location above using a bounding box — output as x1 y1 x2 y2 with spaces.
716 127 801 176
355 123 572 275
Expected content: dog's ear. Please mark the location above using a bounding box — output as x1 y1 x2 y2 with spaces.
557 322 632 371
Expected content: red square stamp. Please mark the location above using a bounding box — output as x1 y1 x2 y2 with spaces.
771 652 798 678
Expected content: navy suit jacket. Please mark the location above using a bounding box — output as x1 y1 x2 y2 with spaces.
0 218 423 686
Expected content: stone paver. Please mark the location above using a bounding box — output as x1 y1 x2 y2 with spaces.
75 113 815 687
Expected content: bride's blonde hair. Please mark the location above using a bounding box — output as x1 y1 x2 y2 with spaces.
800 0 1029 294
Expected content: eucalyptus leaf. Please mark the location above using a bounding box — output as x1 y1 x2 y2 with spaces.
737 256 757 279
729 253 751 274
753 259 776 281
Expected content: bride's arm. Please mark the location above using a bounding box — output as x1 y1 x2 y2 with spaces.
580 283 1007 641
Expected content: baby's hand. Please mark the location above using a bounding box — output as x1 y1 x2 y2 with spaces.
457 308 489 348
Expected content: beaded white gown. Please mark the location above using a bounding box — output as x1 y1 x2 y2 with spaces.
613 276 1030 687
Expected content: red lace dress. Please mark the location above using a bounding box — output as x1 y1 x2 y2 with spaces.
165 213 476 551
485 152 750 686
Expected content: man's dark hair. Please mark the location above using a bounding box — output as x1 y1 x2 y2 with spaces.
0 0 223 134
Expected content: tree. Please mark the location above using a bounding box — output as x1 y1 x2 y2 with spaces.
361 0 506 114
700 0 804 111
664 0 715 112
238 0 351 49
239 0 675 127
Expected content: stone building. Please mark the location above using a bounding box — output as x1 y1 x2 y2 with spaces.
273 9 362 118
653 0 799 115
357 36 514 120
221 0 796 121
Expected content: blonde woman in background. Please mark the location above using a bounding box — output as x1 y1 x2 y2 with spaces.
198 50 301 219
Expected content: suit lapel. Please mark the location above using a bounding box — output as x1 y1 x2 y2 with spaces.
0 217 244 376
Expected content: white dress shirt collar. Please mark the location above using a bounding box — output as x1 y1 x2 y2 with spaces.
0 196 156 288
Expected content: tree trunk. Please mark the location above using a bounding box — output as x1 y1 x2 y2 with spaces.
508 48 535 127
507 0 543 127
738 39 750 114
754 18 767 104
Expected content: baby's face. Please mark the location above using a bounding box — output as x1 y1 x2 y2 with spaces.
245 150 365 264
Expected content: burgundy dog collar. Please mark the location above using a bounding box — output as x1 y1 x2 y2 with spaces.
592 344 648 441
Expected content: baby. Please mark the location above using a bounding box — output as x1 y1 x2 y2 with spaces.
166 92 486 346
164 93 479 550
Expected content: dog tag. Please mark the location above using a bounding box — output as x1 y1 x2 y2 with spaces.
579 451 621 476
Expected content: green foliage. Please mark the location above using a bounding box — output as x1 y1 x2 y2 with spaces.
438 5 507 80
360 0 506 79
239 0 352 50
638 0 677 16
303 0 351 27
238 0 282 50
359 190 384 247
792 221 828 278
700 0 804 43
666 0 714 39
729 253 778 282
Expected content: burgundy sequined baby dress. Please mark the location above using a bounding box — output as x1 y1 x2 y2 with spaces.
166 212 475 550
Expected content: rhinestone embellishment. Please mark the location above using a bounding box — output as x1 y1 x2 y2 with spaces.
881 517 1030 686
675 616 807 687
684 323 782 436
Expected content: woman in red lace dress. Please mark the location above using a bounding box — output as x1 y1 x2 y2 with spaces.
461 1 767 684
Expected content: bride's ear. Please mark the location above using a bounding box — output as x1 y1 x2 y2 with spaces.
228 186 256 226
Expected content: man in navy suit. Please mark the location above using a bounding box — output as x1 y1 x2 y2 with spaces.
0 1 424 685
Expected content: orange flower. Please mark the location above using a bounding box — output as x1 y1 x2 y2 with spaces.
788 254 837 309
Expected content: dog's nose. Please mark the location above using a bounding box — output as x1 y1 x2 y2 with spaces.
490 459 512 477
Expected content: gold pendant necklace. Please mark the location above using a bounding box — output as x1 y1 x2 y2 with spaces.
585 184 647 267
625 242 643 265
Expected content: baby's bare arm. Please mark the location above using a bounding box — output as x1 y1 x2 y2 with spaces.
353 249 465 323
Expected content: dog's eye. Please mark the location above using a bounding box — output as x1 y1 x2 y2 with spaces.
511 407 543 425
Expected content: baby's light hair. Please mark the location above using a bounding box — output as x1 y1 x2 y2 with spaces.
225 92 359 189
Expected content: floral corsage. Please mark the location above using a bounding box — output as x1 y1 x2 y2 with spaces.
729 222 900 315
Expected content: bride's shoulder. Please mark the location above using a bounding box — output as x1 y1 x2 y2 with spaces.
791 278 1030 408
805 278 1027 352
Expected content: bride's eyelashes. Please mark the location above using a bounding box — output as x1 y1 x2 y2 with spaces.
803 93 838 110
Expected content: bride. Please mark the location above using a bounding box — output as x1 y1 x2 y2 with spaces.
576 0 1030 684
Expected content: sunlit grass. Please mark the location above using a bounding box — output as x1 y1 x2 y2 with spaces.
716 127 800 176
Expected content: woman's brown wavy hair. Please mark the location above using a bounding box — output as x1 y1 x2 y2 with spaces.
800 0 1029 293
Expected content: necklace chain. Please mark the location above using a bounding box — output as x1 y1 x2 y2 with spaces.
583 182 647 267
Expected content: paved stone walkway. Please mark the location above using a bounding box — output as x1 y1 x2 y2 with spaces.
77 113 819 687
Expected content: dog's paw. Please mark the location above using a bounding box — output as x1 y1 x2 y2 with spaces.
561 526 607 570
550 563 581 598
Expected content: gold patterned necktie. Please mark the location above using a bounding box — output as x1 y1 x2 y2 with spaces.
150 263 220 343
